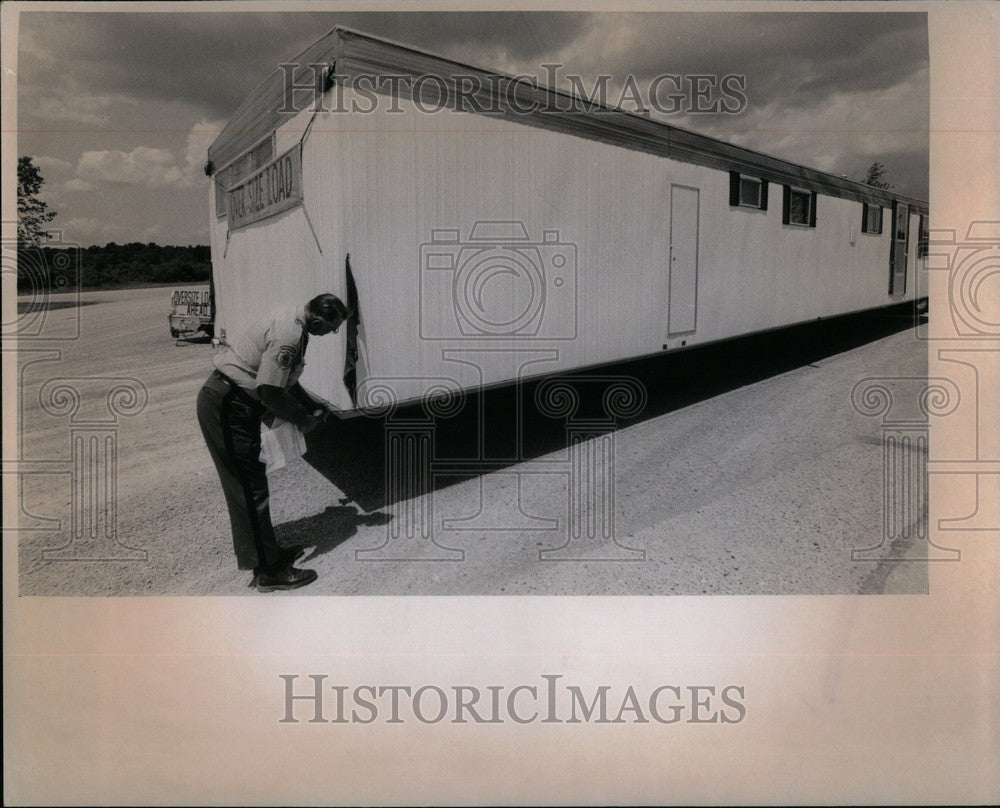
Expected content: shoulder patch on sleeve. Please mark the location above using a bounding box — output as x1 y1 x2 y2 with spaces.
275 344 300 370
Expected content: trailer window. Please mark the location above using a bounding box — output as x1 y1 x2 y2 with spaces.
250 137 274 169
729 171 768 210
228 153 253 184
789 190 810 224
212 134 275 219
917 215 929 258
214 175 228 218
895 207 909 241
739 177 762 207
213 160 246 219
862 203 883 235
783 186 816 227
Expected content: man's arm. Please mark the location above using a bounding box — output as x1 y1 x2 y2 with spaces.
258 385 320 432
288 382 329 413
254 326 323 430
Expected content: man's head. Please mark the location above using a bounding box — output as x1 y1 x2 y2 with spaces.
304 293 350 336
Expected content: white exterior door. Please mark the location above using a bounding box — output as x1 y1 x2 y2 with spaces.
889 201 909 296
668 184 700 335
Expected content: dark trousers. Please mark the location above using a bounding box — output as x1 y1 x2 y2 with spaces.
197 372 282 571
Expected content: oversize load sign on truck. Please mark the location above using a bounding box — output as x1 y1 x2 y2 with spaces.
171 289 211 315
227 146 303 230
169 288 213 340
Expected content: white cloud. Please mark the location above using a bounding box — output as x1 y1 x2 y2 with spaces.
73 120 225 190
183 119 225 178
63 216 119 243
77 146 187 188
32 155 73 175
64 178 97 192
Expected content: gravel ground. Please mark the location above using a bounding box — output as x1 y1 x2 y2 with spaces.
15 286 928 596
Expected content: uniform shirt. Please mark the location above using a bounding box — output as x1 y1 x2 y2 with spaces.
213 305 309 399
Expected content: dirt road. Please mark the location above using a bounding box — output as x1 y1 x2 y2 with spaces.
14 286 928 595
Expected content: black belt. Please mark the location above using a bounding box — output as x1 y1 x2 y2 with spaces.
211 370 267 417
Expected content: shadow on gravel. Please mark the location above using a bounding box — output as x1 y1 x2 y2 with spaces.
276 504 392 561
303 303 927 512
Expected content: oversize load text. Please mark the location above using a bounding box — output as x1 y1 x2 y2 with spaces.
171 289 211 314
227 147 302 229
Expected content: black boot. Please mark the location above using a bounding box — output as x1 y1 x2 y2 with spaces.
255 563 318 592
250 548 306 588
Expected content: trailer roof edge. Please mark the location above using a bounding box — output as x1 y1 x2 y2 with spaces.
207 25 928 214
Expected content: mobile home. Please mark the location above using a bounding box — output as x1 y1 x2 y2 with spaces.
206 26 928 413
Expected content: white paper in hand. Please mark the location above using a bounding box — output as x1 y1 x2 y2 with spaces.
259 419 307 472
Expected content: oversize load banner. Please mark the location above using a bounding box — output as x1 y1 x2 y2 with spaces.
227 146 303 230
170 289 211 315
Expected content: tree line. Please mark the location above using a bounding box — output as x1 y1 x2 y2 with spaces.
17 156 211 291
18 242 212 290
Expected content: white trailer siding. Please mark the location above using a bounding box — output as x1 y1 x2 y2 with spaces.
207 27 927 412
314 90 675 402
209 104 358 410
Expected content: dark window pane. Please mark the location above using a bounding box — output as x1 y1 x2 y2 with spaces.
867 205 882 234
214 174 228 217
228 153 252 184
251 137 274 169
790 190 810 224
739 178 761 207
213 137 273 218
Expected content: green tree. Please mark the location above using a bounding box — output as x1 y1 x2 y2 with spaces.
17 156 57 245
862 161 897 191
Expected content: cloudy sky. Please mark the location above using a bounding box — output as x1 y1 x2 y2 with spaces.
16 10 928 247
